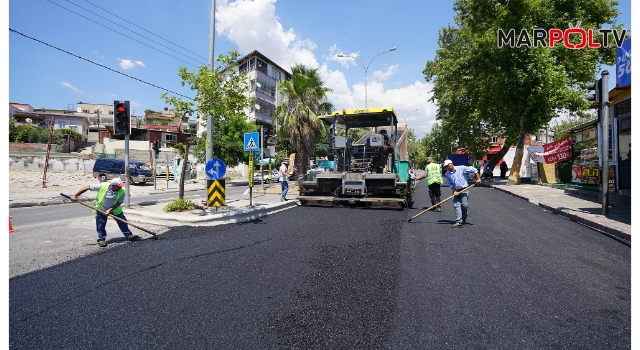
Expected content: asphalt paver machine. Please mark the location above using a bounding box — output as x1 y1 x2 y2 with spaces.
296 107 414 208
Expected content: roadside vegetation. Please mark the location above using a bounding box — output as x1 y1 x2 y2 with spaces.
163 198 196 212
9 121 83 144
161 48 256 199
422 0 620 183
274 64 334 179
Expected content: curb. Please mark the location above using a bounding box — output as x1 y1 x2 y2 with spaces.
9 194 203 209
125 200 298 227
537 202 631 243
488 183 630 244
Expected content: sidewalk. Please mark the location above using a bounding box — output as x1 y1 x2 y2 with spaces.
125 181 297 227
484 178 631 243
9 178 299 228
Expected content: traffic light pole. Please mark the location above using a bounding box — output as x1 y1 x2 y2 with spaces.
261 125 265 190
125 134 130 208
600 70 609 217
153 146 157 191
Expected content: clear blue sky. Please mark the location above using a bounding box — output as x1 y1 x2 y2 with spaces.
7 0 633 138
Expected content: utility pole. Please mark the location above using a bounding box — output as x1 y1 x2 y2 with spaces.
206 0 215 164
43 117 55 188
96 107 102 144
600 70 610 217
261 124 265 190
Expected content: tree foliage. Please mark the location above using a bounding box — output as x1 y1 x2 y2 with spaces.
162 49 256 198
162 48 256 168
424 0 620 184
422 122 455 166
9 124 82 145
274 64 334 176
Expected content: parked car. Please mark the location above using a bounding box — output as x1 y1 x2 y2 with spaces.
253 170 279 184
92 158 154 185
155 162 197 180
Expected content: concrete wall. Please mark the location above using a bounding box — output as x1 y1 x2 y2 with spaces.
9 156 96 171
9 142 65 153
114 149 154 164
102 138 151 153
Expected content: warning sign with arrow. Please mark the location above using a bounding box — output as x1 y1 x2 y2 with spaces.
244 132 260 151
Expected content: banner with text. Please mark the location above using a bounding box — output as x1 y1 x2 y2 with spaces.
530 135 572 164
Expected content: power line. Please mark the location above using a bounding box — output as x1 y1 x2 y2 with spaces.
80 0 209 62
10 28 194 101
45 0 205 67
63 0 208 65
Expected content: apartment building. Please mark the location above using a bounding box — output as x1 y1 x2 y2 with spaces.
234 50 291 130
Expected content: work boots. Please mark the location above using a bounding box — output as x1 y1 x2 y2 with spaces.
98 239 107 247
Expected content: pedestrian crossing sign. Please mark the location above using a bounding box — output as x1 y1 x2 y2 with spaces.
244 132 260 151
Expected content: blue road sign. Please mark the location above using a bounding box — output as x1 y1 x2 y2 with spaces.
244 132 260 151
616 38 631 87
206 158 227 180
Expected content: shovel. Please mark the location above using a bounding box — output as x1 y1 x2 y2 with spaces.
60 193 158 239
408 184 476 222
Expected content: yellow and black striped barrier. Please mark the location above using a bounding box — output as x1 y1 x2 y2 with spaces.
207 179 226 207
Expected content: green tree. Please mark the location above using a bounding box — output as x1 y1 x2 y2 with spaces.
274 64 334 177
405 128 423 168
162 48 256 199
422 121 456 165
424 0 621 184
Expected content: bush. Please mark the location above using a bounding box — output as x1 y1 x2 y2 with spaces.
163 198 195 212
10 124 83 144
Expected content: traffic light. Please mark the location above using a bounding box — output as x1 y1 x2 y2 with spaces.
113 100 131 135
585 79 602 104
153 140 161 155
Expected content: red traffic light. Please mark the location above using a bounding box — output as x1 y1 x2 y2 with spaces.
116 104 127 113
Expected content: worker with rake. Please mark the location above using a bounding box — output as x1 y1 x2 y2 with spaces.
70 178 139 247
416 157 444 212
443 159 481 228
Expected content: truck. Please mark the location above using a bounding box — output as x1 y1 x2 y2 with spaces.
295 107 414 208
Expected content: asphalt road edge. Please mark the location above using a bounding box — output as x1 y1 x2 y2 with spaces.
487 184 631 244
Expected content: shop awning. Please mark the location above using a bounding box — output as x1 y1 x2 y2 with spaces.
488 146 502 154
561 118 598 134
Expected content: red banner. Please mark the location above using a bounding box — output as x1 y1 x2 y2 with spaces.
530 136 572 164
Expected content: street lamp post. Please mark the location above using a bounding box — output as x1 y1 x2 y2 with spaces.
402 108 418 123
337 47 396 109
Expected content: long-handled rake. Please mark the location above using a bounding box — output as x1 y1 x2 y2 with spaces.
60 193 158 239
408 184 476 222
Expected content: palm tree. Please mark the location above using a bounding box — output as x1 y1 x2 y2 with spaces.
275 64 334 179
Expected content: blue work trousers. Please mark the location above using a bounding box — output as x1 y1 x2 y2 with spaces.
95 211 132 241
452 192 469 223
281 180 289 199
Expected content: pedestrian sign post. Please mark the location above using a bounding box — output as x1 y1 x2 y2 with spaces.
244 132 260 152
206 158 226 180
248 158 254 187
244 132 261 207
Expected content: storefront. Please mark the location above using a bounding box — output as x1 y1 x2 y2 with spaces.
611 89 631 190
562 86 631 193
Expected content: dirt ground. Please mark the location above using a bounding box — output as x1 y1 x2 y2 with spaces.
8 167 205 200
10 167 95 195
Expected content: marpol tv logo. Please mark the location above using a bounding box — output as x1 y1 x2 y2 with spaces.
498 22 627 49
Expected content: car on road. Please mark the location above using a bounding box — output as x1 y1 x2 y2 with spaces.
93 158 154 185
155 162 197 180
253 170 279 184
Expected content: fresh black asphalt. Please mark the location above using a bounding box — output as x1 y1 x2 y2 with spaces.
10 181 630 349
